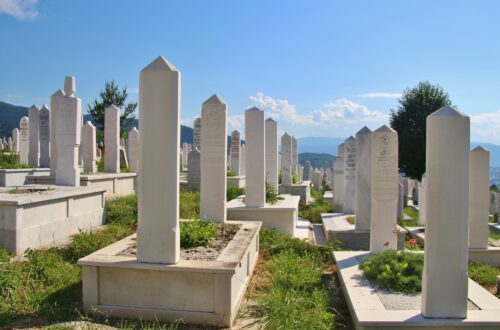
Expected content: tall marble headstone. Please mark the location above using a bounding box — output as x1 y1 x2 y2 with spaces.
337 142 345 158
137 56 180 264
245 108 265 207
230 130 241 174
370 125 398 253
397 183 404 219
50 89 64 176
128 127 139 173
469 146 489 249
55 76 81 186
12 128 19 153
7 137 13 152
291 136 298 175
422 106 470 318
193 117 201 150
39 105 51 167
104 105 120 173
188 148 201 190
419 174 427 225
82 121 97 173
265 118 278 191
303 160 312 180
333 157 344 211
313 170 322 189
28 105 40 166
343 136 356 214
355 127 372 231
19 117 29 164
240 144 246 176
182 143 190 169
281 133 292 186
200 95 227 222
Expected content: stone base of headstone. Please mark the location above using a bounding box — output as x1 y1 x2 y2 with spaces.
0 185 106 256
227 175 245 189
78 221 261 328
26 172 136 198
334 250 500 330
0 168 50 187
321 213 407 250
278 181 311 204
227 194 300 236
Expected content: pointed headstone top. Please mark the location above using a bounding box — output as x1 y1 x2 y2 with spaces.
374 125 396 133
130 127 139 133
142 56 179 72
64 76 76 96
246 107 262 113
266 117 277 123
471 145 489 153
345 136 355 143
40 104 50 111
429 106 467 118
203 94 226 105
356 126 372 135
232 130 240 135
84 121 95 127
283 132 291 139
20 116 29 122
105 104 120 113
52 89 65 97
28 105 39 111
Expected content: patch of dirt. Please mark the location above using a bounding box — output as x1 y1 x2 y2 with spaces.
118 223 241 261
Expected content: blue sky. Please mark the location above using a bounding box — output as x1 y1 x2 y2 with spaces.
1 0 500 143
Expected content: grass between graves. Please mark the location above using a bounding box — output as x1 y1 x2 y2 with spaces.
359 250 500 297
489 229 500 241
227 184 245 201
226 171 237 177
246 228 344 329
0 152 33 169
299 187 333 223
398 206 421 227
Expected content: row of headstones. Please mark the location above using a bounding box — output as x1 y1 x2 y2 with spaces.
280 133 300 187
11 77 140 186
0 136 15 152
328 107 485 318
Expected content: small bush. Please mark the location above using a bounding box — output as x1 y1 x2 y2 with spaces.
291 171 298 184
299 188 332 223
346 216 355 225
180 219 218 248
359 250 423 293
227 184 245 201
106 194 138 226
490 230 500 240
0 152 32 169
266 182 283 205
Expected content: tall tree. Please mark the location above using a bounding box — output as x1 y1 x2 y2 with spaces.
87 81 137 136
390 81 452 180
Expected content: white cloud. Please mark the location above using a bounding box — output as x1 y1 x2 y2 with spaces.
358 92 402 98
0 0 38 21
471 110 500 144
228 114 244 133
312 98 388 126
249 92 315 125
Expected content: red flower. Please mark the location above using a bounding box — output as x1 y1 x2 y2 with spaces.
409 238 417 245
384 241 389 247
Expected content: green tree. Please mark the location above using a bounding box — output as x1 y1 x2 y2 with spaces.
390 81 452 180
87 81 137 137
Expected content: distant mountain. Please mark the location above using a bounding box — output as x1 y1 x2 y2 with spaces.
299 152 336 169
0 101 28 137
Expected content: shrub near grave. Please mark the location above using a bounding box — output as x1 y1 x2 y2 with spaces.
0 152 32 169
299 187 332 222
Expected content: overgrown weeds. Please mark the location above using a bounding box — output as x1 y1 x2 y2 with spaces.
299 187 332 222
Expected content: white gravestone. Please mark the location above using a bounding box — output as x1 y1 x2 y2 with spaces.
245 108 266 207
82 121 97 173
12 128 19 153
355 127 372 231
265 118 278 191
421 106 470 319
104 105 120 173
303 160 311 180
7 137 13 152
39 105 50 167
28 105 40 166
128 127 139 173
291 136 298 175
397 183 404 219
55 76 81 187
281 133 293 186
182 142 190 169
343 136 356 214
137 56 180 264
240 144 246 176
369 125 399 253
469 146 489 250
338 142 345 158
200 95 227 222
193 117 201 151
313 170 322 189
19 117 29 164
333 157 344 211
188 148 201 190
50 89 64 176
230 130 240 175
419 174 427 225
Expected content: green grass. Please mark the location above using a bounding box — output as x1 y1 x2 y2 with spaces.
468 263 500 289
0 152 33 169
179 190 200 219
266 182 283 205
359 250 424 294
299 188 332 223
490 214 499 223
180 219 218 248
398 206 421 227
255 228 335 329
489 229 500 241
291 171 298 184
226 171 237 177
106 194 138 226
227 184 245 201
346 216 355 225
